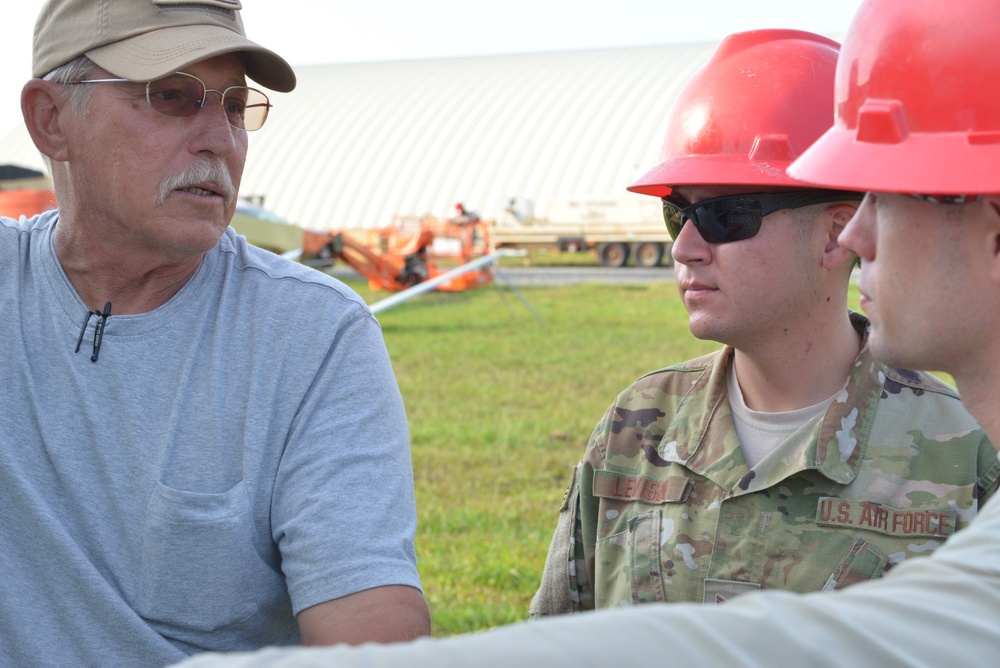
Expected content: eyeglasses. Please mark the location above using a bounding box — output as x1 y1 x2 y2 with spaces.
908 194 979 205
662 190 864 244
65 71 271 131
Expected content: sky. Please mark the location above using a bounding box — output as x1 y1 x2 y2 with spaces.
0 0 863 139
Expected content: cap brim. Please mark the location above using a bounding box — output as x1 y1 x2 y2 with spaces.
85 24 296 92
789 125 1000 195
627 156 799 198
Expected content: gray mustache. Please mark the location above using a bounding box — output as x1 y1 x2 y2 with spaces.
158 162 236 205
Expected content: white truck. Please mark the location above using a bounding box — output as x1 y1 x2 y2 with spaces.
491 195 673 267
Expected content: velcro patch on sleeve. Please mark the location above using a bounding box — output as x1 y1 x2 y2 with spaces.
592 470 693 504
815 497 957 538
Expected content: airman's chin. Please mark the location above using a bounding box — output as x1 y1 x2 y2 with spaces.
866 336 921 373
685 320 723 344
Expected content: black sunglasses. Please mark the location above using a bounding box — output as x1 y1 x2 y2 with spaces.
663 190 863 244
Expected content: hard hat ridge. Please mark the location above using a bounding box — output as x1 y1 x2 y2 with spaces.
788 0 1000 194
628 29 840 199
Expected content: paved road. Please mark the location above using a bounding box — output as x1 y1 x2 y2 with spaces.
326 263 861 287
493 265 675 285
494 264 862 286
326 264 677 286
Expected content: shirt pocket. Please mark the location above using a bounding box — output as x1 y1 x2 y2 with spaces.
136 480 260 631
822 537 891 591
595 509 667 606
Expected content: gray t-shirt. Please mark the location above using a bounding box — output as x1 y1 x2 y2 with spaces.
0 212 421 666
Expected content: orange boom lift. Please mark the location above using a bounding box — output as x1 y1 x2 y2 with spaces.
301 215 494 292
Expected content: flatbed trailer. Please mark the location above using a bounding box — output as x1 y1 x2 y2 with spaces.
490 221 674 267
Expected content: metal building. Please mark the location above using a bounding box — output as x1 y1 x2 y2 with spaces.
0 42 722 230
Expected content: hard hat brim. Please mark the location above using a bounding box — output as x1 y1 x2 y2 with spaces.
790 125 1000 195
627 155 801 199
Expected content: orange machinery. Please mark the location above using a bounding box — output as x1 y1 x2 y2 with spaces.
0 188 57 219
302 216 493 292
2 184 494 294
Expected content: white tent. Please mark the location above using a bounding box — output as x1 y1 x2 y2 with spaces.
0 42 720 230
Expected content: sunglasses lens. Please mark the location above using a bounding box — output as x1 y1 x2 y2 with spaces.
708 198 763 242
662 200 685 238
662 196 764 243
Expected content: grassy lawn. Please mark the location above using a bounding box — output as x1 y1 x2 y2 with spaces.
345 277 714 635
340 275 922 636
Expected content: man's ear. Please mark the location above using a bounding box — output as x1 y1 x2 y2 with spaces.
819 202 859 270
21 79 71 163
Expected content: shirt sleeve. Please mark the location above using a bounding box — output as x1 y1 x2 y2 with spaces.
531 400 618 617
173 494 1000 668
529 462 589 617
270 307 421 614
976 440 1000 508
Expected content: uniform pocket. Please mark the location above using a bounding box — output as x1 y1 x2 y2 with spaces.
627 510 667 604
136 481 260 631
822 537 890 591
595 509 667 606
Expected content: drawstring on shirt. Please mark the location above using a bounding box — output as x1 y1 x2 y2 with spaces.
74 302 112 363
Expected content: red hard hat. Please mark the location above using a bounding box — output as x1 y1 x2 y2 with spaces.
628 29 840 199
789 0 1000 195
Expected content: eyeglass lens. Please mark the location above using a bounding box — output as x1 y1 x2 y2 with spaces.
146 73 270 131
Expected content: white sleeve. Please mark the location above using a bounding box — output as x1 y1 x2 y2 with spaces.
174 496 1000 668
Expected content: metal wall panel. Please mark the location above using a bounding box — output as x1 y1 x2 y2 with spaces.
0 42 719 229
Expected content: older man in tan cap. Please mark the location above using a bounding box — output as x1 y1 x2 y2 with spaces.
0 1 429 665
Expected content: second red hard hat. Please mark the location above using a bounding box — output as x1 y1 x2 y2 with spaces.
790 0 1000 195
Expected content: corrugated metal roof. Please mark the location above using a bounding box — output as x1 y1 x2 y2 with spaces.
0 42 719 229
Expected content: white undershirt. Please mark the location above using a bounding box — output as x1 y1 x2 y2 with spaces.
727 361 839 469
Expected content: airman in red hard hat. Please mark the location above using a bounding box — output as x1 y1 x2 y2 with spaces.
789 0 1000 393
528 27 995 618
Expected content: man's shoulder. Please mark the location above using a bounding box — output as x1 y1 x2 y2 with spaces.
1 211 56 265
634 350 721 385
1 210 55 236
860 360 991 467
613 349 723 408
216 228 371 315
878 365 961 401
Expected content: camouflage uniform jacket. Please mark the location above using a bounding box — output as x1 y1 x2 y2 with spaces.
530 315 1000 614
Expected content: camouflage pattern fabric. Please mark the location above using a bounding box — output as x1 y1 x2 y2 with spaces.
531 314 1000 615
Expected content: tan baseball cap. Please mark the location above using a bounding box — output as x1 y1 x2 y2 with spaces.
32 0 296 92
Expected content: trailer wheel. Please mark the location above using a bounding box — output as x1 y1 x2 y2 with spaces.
597 242 630 267
632 242 664 267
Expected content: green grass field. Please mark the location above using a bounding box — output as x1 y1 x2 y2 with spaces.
341 272 874 635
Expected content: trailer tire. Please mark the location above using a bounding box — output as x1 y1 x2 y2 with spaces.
632 242 664 267
597 242 630 267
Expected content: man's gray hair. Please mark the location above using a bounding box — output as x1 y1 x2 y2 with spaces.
36 56 97 175
42 56 98 116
